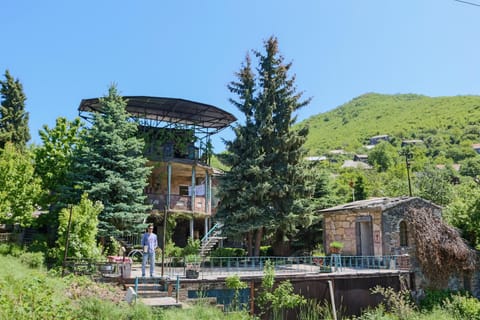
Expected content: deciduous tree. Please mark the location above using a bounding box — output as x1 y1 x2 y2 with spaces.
0 142 41 226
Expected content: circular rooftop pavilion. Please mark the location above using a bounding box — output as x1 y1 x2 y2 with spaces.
78 96 237 134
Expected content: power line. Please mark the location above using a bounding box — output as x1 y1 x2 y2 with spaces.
454 0 480 7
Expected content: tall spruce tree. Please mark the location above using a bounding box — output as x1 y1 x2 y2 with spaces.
217 37 316 256
0 70 30 149
217 55 271 256
71 85 152 237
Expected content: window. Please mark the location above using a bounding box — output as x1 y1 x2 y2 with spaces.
179 186 189 196
399 220 408 247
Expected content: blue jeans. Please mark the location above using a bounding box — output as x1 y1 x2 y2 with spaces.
142 252 155 277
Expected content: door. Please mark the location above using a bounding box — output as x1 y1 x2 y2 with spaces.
356 216 374 256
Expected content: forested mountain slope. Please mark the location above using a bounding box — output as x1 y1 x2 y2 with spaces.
302 93 480 156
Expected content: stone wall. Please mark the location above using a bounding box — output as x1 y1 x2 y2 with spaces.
323 208 382 255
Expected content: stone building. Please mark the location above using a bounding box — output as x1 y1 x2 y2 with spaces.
320 196 480 296
320 196 441 257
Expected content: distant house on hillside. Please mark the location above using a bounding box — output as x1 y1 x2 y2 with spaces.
341 160 372 169
329 149 346 155
472 143 480 154
305 156 327 162
353 154 368 163
401 139 424 147
369 134 389 145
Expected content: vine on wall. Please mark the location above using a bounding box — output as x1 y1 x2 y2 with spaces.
406 207 476 288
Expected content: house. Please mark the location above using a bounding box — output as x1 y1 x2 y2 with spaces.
320 197 441 257
305 156 327 162
353 154 368 163
472 143 480 154
79 96 236 247
369 134 389 145
401 139 424 147
341 160 372 169
320 197 479 295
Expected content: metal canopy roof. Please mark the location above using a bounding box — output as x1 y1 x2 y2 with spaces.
78 96 236 130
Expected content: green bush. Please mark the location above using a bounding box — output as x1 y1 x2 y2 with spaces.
19 251 45 268
260 245 272 256
210 247 246 258
419 289 459 311
443 293 480 320
183 237 201 256
0 243 12 255
165 241 183 257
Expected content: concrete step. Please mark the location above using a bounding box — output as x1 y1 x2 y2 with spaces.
139 297 182 308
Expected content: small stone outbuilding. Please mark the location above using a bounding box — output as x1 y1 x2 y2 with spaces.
320 197 480 296
320 196 441 257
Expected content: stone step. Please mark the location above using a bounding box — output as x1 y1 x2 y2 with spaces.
139 297 182 308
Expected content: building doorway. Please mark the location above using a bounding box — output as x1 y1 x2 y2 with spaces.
356 216 374 256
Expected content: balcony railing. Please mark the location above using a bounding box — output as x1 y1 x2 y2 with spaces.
147 194 209 214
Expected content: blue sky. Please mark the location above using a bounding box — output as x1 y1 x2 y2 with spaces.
1 0 479 152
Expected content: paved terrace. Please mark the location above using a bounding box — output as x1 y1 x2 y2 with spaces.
124 255 410 280
64 255 410 281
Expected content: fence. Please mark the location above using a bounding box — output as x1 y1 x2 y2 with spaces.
156 255 408 279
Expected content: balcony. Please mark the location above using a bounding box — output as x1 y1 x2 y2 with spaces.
147 193 209 216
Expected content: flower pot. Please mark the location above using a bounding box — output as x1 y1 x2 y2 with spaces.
186 269 199 279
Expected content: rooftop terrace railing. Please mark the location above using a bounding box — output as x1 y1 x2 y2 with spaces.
157 255 409 279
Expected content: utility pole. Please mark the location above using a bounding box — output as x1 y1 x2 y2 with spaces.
61 204 73 277
161 206 167 278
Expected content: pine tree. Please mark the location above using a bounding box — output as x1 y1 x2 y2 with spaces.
71 85 152 237
255 37 315 255
0 70 30 149
217 37 316 256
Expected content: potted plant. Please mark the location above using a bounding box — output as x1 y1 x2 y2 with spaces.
329 241 344 254
185 262 200 278
184 253 200 279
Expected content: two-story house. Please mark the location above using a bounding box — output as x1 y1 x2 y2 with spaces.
79 96 236 247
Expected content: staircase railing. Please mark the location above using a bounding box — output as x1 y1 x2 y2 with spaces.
199 222 224 257
201 222 223 243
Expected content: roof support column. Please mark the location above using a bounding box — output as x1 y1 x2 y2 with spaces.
205 170 211 215
190 218 194 240
191 165 196 213
167 162 172 210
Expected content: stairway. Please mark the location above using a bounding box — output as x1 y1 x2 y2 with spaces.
199 222 225 258
124 277 182 308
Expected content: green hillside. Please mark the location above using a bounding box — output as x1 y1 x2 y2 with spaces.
302 93 480 155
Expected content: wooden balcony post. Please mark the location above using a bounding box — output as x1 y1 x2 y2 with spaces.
167 162 172 209
191 165 196 212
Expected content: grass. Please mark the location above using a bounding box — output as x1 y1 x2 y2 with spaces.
1 249 478 319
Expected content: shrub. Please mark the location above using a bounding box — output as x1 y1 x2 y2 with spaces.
0 243 12 255
259 245 272 256
19 251 45 269
210 247 246 258
370 285 415 320
182 237 200 256
419 289 459 311
443 293 480 320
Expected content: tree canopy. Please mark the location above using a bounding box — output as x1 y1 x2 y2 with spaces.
217 37 315 256
0 70 30 149
69 85 152 237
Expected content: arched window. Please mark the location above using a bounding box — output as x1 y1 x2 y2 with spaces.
399 220 408 247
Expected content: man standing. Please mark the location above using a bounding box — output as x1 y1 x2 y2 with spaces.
141 224 158 277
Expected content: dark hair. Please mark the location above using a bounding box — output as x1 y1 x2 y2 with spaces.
148 224 154 229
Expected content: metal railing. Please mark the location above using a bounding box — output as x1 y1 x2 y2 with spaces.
155 255 408 279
